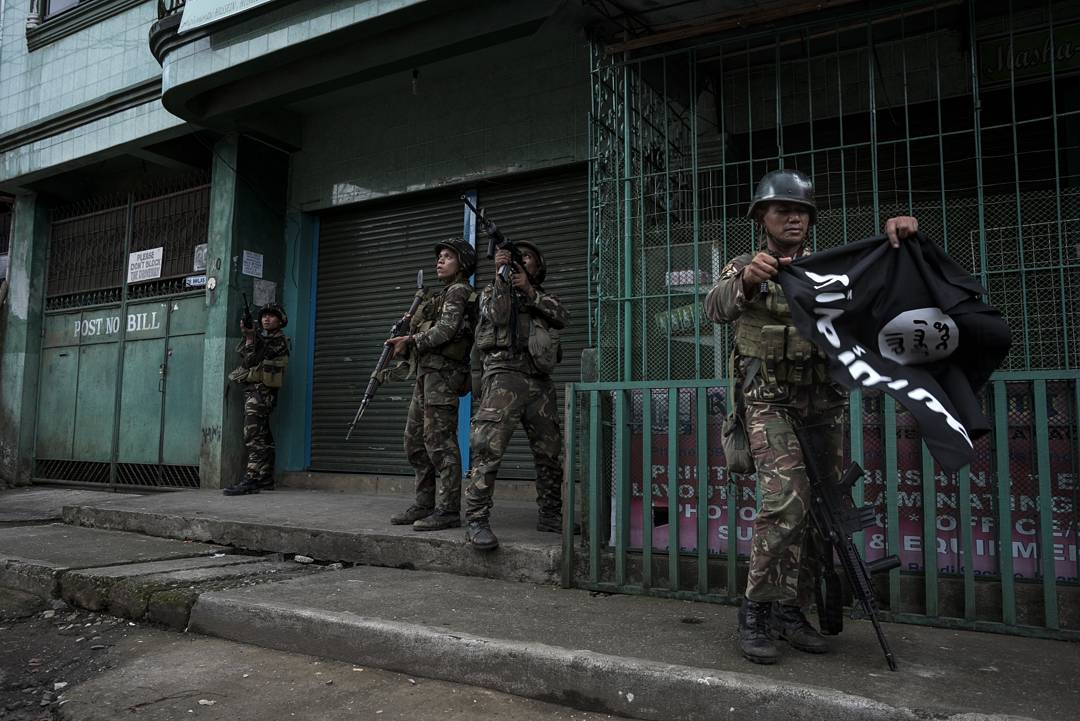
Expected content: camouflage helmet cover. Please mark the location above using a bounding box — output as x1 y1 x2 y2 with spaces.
515 240 546 284
747 169 817 225
259 302 288 328
434 237 477 277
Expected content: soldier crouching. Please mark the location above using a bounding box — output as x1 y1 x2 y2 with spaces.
224 302 290 496
386 239 478 531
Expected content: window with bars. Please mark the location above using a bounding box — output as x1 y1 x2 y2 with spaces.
589 0 1080 381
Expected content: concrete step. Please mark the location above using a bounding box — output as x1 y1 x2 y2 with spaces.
0 488 138 526
61 489 566 585
279 472 583 507
187 564 1071 721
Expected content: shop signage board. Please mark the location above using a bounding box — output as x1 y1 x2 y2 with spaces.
623 386 1078 583
179 0 276 33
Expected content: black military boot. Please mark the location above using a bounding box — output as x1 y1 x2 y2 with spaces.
738 599 780 664
223 479 260 496
536 513 581 534
771 603 829 654
413 509 462 531
466 520 499 551
390 505 433 525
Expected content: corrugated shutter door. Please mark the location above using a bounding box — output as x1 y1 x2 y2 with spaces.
310 166 587 479
473 167 587 480
311 193 461 473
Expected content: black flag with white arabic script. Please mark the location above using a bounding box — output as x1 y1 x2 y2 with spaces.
777 233 1011 472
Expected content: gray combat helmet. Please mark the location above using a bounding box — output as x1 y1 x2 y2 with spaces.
259 302 287 328
434 237 477 277
747 169 817 225
515 240 546 284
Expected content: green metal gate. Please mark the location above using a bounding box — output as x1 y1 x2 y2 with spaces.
575 0 1080 637
34 180 211 488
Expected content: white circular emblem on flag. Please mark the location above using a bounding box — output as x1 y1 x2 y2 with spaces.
878 308 958 365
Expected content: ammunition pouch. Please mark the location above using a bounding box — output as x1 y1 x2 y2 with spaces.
736 321 825 386
527 317 561 375
228 356 288 388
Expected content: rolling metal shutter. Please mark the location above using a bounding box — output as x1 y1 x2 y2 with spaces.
312 192 462 474
311 167 587 480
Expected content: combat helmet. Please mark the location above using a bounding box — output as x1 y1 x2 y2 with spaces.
516 241 546 284
747 169 817 225
434 237 477 278
259 302 288 328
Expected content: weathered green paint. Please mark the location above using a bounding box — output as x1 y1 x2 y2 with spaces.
0 195 49 485
72 343 119 462
118 339 166 463
200 134 288 488
34 347 78 458
276 211 318 472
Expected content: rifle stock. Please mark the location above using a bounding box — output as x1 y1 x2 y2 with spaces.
346 272 425 440
795 424 901 671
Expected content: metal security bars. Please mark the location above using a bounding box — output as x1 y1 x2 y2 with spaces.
589 0 1080 381
579 0 1080 638
564 375 1080 638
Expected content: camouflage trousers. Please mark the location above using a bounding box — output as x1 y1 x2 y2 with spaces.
464 371 564 522
404 368 466 513
743 381 846 605
243 386 278 484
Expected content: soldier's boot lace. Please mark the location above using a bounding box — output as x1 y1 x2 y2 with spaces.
738 599 780 664
466 520 499 551
771 603 829 654
413 509 462 531
390 505 434 525
536 513 581 535
223 479 260 496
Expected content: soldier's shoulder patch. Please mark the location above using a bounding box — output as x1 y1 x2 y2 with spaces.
719 260 742 280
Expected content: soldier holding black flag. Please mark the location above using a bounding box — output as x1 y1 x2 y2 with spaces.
703 169 919 665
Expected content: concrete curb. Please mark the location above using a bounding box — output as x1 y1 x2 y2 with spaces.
187 594 1039 721
63 505 562 585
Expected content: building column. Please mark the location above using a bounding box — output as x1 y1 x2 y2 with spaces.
0 195 49 486
200 134 288 488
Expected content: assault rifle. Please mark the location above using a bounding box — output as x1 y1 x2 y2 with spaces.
795 424 901 671
461 195 525 285
345 270 425 440
240 293 254 330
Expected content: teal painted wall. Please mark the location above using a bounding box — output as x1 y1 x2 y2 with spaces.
276 211 318 472
0 195 49 485
200 134 288 488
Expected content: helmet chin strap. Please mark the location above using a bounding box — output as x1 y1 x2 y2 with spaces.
758 224 805 258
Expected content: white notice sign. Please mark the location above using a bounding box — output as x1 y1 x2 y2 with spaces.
128 247 163 283
241 250 264 278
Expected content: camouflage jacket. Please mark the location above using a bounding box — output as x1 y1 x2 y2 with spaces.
236 329 289 390
410 280 477 373
475 280 567 377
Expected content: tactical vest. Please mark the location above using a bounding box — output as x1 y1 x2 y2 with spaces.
474 287 532 354
230 334 289 388
731 253 826 386
410 281 477 363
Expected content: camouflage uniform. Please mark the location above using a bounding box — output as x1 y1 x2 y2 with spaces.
403 280 477 513
464 272 568 526
236 329 289 487
704 255 845 606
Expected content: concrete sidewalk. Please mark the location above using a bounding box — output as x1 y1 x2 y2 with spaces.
61 488 565 584
187 564 1070 721
3 487 1072 721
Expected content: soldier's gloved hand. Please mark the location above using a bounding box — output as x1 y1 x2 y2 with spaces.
885 216 919 248
240 321 256 343
741 252 791 295
386 335 413 359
